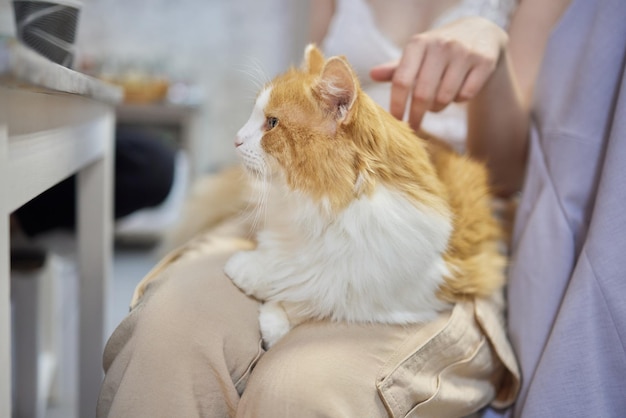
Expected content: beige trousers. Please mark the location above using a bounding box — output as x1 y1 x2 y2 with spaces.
97 223 519 418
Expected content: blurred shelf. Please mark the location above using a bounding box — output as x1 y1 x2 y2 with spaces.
116 101 200 125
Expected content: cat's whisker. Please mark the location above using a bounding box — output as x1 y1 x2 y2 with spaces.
248 56 271 86
235 58 271 92
234 170 257 228
246 167 266 236
234 68 263 94
259 168 271 231
236 168 267 237
255 161 273 234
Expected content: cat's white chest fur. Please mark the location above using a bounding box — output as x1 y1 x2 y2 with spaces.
224 180 452 348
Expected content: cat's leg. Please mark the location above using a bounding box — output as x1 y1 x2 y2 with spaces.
259 301 292 349
224 250 270 299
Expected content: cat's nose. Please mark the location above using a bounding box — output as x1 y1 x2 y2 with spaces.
234 136 243 147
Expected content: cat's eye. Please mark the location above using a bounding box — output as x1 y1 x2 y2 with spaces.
266 116 279 130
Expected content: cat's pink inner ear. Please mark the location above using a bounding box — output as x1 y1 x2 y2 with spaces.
303 44 325 74
316 57 358 122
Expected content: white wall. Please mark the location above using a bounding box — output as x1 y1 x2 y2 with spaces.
76 0 311 172
0 0 16 36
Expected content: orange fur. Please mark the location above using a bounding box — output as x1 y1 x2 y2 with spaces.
259 45 505 300
428 141 506 300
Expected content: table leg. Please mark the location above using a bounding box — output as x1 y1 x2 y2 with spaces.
77 115 113 418
0 124 11 417
0 213 11 418
13 269 41 418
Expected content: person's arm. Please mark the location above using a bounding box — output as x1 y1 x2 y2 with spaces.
467 0 571 196
309 0 335 45
370 0 571 196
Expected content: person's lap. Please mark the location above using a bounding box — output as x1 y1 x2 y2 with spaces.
97 226 517 418
98 234 261 417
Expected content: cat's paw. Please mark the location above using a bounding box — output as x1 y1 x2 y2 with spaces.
259 302 291 349
224 250 262 296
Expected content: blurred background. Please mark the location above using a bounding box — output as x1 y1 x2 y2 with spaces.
77 0 310 173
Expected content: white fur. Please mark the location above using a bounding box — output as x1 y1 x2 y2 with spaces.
235 87 273 174
225 85 453 348
258 302 292 348
225 178 453 346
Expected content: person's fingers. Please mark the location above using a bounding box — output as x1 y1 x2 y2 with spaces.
389 40 426 120
369 60 398 82
370 17 503 127
431 53 471 112
407 44 448 129
456 60 495 102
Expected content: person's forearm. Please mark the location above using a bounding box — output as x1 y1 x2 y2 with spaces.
309 0 335 45
467 49 529 197
467 0 572 197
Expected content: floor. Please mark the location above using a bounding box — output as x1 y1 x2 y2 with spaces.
13 238 161 418
57 244 159 418
108 244 162 335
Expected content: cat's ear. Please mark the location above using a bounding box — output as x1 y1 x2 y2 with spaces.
303 44 325 74
314 56 359 123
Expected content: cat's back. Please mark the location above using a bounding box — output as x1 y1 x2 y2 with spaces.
423 136 506 300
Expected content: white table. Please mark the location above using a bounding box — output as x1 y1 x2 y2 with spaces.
0 37 122 417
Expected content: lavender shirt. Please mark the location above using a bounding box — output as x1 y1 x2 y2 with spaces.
488 0 626 416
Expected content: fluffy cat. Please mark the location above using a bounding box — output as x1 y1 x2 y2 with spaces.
224 44 505 348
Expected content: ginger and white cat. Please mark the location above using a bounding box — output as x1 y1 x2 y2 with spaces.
224 44 505 348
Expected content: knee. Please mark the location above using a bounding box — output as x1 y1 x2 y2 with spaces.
237 338 385 417
122 254 262 370
239 350 338 416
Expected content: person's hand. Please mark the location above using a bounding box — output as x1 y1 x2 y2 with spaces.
370 16 508 130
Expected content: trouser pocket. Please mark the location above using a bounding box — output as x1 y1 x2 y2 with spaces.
377 301 503 418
